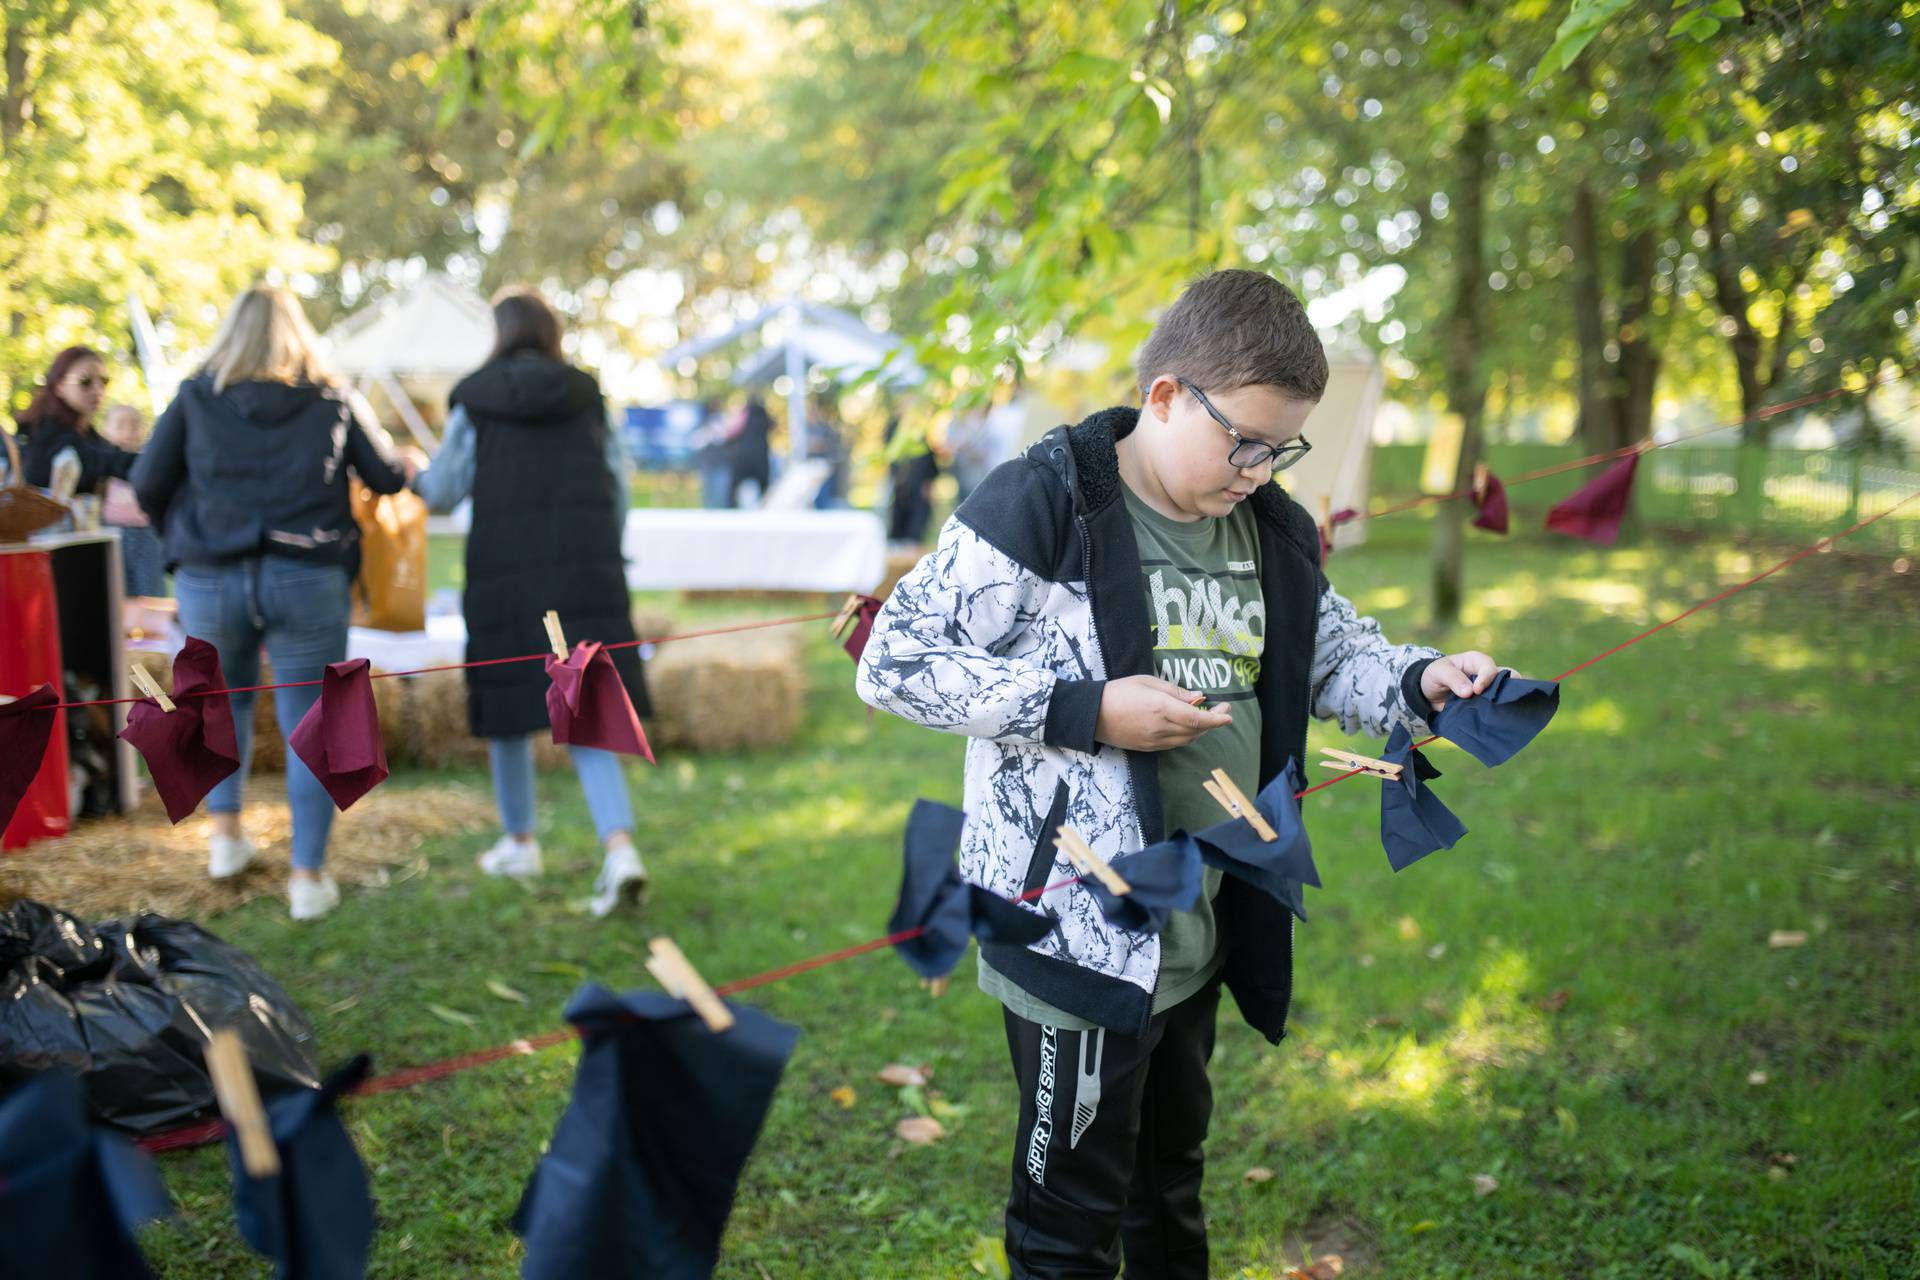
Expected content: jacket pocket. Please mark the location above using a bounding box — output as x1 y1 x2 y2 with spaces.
1020 779 1072 895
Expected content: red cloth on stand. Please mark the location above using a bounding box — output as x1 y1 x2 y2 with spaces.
546 642 655 762
0 684 58 835
287 659 390 810
1546 452 1641 546
1471 469 1510 534
118 638 240 824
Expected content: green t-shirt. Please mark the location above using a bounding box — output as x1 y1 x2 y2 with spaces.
980 483 1265 1027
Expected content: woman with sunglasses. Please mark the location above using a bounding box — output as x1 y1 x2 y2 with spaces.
13 346 137 495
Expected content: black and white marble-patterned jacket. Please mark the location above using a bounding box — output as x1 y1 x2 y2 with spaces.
856 406 1443 1041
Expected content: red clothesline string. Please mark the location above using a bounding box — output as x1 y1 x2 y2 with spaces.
132 489 1920 1157
1358 371 1902 523
39 608 849 713
35 372 1907 715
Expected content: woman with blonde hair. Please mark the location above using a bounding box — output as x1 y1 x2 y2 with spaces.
132 285 412 920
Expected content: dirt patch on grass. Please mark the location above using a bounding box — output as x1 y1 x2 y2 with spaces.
1268 1216 1381 1277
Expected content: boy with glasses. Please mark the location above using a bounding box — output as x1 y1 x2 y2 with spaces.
856 270 1502 1278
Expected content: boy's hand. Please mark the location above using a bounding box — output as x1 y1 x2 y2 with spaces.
1095 676 1233 751
1419 651 1500 712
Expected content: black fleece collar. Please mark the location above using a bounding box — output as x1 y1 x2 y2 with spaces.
1057 405 1322 568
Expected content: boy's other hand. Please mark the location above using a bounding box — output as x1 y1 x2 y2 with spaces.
1095 676 1233 751
1420 651 1500 712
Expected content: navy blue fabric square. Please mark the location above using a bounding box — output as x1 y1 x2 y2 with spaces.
1192 762 1319 922
887 799 1053 979
228 1056 374 1280
1381 725 1467 871
0 1070 172 1280
513 984 799 1280
1429 669 1560 767
1086 836 1204 934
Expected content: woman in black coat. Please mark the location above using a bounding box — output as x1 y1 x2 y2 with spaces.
15 346 136 495
413 288 650 917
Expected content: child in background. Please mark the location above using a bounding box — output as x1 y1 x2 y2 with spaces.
99 404 167 598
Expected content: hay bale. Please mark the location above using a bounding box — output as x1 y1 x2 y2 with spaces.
396 668 486 768
240 662 404 774
646 627 806 754
128 649 172 693
631 607 678 646
392 668 570 770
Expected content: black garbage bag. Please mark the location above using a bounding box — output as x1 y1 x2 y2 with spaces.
0 900 318 1134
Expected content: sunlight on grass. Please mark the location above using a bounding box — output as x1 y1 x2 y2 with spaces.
1738 633 1822 672
1569 698 1630 734
1354 585 1412 613
1559 578 1648 614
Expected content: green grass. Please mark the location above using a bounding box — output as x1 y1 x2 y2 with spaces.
133 516 1918 1278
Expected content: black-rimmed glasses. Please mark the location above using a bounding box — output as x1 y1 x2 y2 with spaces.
1179 379 1312 472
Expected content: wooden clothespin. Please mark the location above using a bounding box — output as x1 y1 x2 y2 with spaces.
542 610 569 661
129 664 175 713
1203 768 1279 842
1054 825 1132 896
646 937 735 1033
204 1029 280 1178
1318 747 1403 780
830 594 863 640
1472 462 1490 502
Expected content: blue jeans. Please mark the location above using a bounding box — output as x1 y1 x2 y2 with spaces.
488 736 633 843
173 557 351 872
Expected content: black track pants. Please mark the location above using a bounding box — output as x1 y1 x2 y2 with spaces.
1000 980 1222 1280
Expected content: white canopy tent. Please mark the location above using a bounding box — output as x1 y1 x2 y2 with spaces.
323 273 495 452
662 298 923 462
1274 336 1383 548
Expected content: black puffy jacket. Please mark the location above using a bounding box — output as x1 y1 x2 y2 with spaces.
131 376 405 574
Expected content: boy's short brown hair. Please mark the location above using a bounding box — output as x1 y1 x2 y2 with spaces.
1134 269 1328 402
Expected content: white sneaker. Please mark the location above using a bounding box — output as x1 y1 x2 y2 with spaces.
477 835 543 880
208 833 257 880
588 843 648 919
288 874 341 921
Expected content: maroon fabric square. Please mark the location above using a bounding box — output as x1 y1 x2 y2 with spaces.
0 684 58 833
118 638 240 824
1546 452 1640 546
841 596 883 665
1317 508 1359 565
287 659 390 811
546 642 655 762
1471 469 1510 534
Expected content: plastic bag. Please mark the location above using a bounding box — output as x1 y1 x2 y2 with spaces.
0 900 318 1134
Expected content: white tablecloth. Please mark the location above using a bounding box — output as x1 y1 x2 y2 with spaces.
347 614 469 672
620 508 887 592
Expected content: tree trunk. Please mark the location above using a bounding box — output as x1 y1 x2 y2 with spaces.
1568 178 1620 453
1431 110 1490 629
1611 222 1660 445
1702 185 1768 436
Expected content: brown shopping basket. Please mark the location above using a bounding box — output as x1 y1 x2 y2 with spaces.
0 429 69 542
